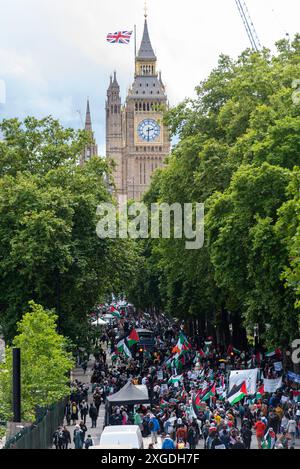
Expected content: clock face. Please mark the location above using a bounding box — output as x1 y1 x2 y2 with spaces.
137 119 160 142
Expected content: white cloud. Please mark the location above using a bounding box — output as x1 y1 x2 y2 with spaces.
0 0 299 150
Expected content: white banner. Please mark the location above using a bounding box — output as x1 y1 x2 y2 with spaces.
263 377 282 393
229 369 258 395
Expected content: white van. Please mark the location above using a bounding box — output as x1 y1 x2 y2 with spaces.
94 425 144 449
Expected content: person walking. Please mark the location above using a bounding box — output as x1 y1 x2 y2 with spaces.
52 428 60 450
80 400 89 425
254 418 266 449
62 426 71 450
187 425 197 450
287 417 297 447
64 401 71 426
89 403 98 429
149 413 160 445
73 425 83 449
241 424 252 449
79 421 87 446
161 434 175 450
71 401 79 426
93 388 102 414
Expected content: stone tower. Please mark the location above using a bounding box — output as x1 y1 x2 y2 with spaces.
106 72 123 196
106 15 170 203
80 99 98 165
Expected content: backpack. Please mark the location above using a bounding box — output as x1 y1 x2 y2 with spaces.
149 420 155 431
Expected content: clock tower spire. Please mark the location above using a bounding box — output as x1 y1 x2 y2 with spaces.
106 14 170 203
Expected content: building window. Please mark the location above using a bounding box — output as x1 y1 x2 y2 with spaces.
144 147 146 152
144 162 146 184
159 146 162 152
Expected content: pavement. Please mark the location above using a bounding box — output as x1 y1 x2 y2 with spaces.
58 358 106 449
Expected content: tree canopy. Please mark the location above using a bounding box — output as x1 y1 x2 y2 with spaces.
0 116 140 345
128 36 300 348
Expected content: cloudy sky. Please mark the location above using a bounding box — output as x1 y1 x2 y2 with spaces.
0 0 299 154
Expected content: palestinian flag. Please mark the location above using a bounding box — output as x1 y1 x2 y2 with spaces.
293 391 300 403
201 383 216 401
172 332 191 354
168 374 183 384
198 348 206 358
227 344 241 356
192 391 206 417
265 348 281 358
127 329 140 347
110 306 121 318
111 349 119 362
165 355 175 369
160 399 169 409
174 354 185 371
262 430 276 449
256 384 264 400
227 381 247 405
117 338 132 359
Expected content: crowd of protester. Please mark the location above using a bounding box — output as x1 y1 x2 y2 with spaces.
53 307 300 450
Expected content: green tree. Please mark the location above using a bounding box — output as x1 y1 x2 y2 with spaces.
0 302 74 422
132 35 300 347
0 117 140 344
277 168 300 311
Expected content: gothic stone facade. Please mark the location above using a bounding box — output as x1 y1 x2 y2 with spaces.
106 19 170 203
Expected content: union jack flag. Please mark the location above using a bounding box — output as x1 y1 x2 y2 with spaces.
106 31 133 44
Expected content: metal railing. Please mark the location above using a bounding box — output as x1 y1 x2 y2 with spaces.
3 400 66 450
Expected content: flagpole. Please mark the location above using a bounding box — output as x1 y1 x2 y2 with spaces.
134 24 137 59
